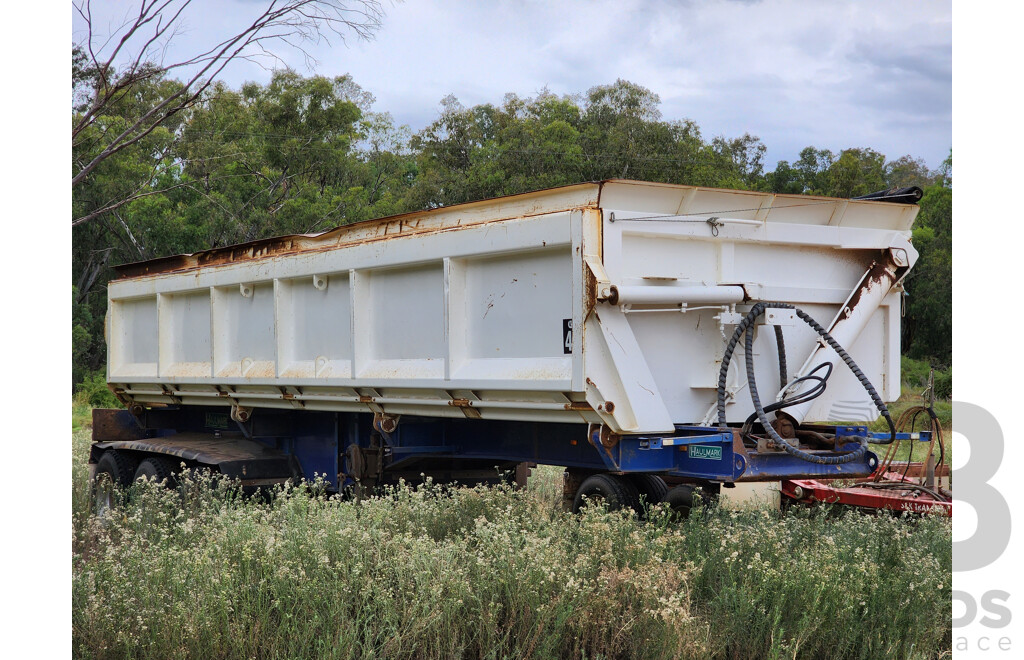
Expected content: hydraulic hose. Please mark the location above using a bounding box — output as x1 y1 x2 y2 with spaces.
716 302 896 465
928 406 946 472
874 403 946 492
774 325 788 385
741 362 834 432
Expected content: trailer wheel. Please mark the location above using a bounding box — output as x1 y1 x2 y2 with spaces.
93 450 139 516
572 474 642 514
663 485 695 519
133 456 178 486
628 474 669 510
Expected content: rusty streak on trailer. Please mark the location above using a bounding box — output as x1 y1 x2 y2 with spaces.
113 182 606 280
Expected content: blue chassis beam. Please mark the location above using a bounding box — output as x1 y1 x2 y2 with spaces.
588 426 884 483
96 407 894 490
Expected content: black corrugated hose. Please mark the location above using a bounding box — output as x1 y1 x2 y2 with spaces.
774 325 787 385
740 362 834 433
716 302 897 465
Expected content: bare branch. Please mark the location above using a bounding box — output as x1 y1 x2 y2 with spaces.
72 0 387 218
75 246 113 303
72 173 255 227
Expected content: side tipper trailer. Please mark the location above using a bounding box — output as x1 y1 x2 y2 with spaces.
92 179 921 511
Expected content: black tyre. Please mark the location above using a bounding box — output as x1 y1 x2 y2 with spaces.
96 450 139 486
572 474 642 514
133 456 178 486
93 450 139 515
663 485 695 519
628 474 669 509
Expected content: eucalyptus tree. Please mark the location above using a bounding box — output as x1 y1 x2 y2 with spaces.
72 0 387 227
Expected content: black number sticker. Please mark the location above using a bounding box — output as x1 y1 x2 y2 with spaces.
563 318 573 354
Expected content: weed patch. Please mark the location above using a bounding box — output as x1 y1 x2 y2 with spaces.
72 433 951 659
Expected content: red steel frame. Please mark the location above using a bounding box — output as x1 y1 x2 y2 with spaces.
781 463 951 516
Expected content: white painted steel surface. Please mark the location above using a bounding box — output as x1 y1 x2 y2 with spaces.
108 180 919 434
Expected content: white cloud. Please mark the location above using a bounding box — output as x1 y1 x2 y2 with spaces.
72 0 951 169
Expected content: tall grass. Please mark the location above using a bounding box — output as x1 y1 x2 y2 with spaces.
72 431 951 659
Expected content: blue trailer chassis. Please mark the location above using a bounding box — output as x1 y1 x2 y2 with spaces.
90 406 894 491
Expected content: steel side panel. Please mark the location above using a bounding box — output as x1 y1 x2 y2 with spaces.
110 181 916 433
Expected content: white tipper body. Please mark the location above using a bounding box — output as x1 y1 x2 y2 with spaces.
107 180 918 434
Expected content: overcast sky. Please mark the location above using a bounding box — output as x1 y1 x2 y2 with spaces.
73 0 952 170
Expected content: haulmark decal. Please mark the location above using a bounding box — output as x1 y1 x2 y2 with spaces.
205 413 231 430
688 445 723 461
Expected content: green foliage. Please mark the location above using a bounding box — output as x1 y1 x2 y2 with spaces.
72 59 185 224
766 146 835 194
893 355 952 428
900 355 952 401
933 371 952 400
72 432 951 660
826 148 887 198
406 81 767 209
900 355 934 389
865 360 952 464
885 155 936 189
72 402 92 432
72 286 104 389
901 159 952 366
74 370 123 409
